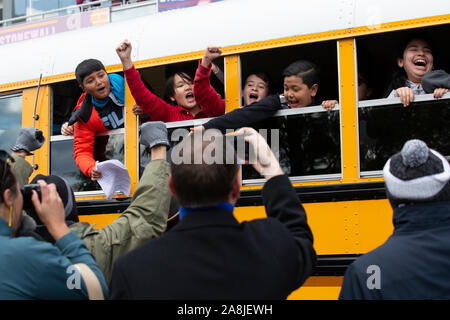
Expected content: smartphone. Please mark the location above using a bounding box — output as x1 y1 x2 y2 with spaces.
21 184 41 211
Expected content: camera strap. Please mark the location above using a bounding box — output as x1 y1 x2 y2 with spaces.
73 263 104 300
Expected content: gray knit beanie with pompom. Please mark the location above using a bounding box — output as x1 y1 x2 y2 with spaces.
383 139 450 207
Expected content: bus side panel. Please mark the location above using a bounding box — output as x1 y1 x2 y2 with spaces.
78 199 393 254
79 213 121 228
233 199 393 255
288 276 343 300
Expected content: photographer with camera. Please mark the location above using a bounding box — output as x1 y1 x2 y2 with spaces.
19 122 173 285
0 150 108 299
10 127 45 187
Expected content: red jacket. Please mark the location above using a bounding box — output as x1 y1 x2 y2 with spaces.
124 64 225 122
72 93 109 177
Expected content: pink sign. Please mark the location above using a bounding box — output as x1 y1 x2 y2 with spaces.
0 8 110 46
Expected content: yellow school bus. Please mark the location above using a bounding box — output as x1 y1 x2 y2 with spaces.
0 0 449 299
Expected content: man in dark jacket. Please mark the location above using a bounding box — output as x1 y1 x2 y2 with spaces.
109 127 316 299
339 139 450 299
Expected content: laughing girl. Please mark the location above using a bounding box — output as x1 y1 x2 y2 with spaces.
386 36 448 106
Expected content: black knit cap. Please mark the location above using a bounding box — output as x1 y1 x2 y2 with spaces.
27 174 79 225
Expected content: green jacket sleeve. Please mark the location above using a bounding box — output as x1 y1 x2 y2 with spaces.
71 159 171 284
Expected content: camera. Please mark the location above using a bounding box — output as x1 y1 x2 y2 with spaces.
21 184 41 211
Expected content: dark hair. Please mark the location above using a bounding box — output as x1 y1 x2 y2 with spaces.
0 158 18 203
75 59 106 87
164 72 193 105
170 133 239 207
383 34 434 97
282 60 320 88
243 71 271 92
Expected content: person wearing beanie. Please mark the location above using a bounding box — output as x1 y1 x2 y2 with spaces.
18 174 79 243
10 127 45 187
15 122 173 284
339 139 450 299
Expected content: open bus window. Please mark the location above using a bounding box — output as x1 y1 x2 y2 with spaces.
51 72 125 136
355 25 450 101
50 129 125 193
356 25 450 177
138 58 225 176
239 40 339 108
51 80 82 136
0 93 22 151
358 94 450 177
50 73 128 193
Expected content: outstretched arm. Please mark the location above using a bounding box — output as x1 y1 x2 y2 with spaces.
116 39 134 71
75 123 172 283
116 40 174 121
237 127 316 285
201 94 282 133
193 46 225 117
100 154 171 256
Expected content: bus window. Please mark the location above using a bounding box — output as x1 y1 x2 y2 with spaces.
51 80 82 136
0 93 22 151
138 58 225 176
358 95 450 177
355 24 450 100
239 40 339 108
356 25 450 177
241 106 341 183
237 41 341 182
50 77 125 193
50 129 124 193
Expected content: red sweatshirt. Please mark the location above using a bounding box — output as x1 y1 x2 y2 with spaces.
193 61 226 115
124 64 225 122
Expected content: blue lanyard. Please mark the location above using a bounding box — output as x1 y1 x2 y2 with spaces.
179 202 234 220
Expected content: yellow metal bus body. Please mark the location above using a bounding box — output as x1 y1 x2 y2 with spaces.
0 0 449 299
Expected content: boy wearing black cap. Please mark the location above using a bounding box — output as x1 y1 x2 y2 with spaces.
339 139 450 299
64 59 125 180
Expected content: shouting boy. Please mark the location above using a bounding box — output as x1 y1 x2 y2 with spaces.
67 59 125 180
